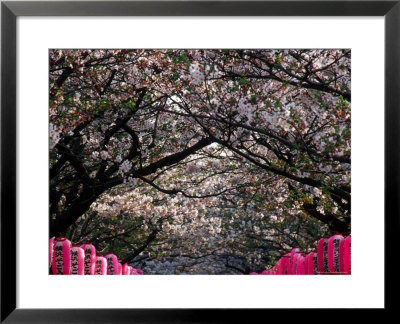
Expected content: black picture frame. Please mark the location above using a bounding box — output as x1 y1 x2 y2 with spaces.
1 0 398 322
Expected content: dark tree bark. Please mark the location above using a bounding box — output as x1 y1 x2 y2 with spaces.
49 137 213 237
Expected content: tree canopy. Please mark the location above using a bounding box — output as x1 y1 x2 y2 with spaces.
50 49 350 274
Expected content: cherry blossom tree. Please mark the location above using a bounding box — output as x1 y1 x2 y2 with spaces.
50 49 350 273
50 49 213 236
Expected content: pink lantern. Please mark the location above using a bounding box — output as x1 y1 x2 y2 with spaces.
279 253 291 275
312 251 318 275
340 239 345 273
328 234 344 274
122 263 131 275
343 236 351 274
291 254 299 275
304 253 311 275
317 238 329 274
95 255 107 275
136 269 143 275
292 253 302 275
49 237 55 268
52 237 72 275
81 243 96 275
290 248 300 274
70 246 85 275
296 254 306 275
305 251 318 275
117 261 123 275
106 254 119 275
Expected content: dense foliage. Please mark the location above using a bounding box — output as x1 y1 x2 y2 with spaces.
50 49 350 274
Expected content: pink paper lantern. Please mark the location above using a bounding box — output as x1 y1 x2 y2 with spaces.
122 263 131 275
292 253 302 275
291 255 298 275
312 251 318 275
343 236 351 274
70 246 85 275
137 269 143 275
49 237 55 268
305 251 318 275
290 248 301 274
81 243 96 275
304 253 311 275
279 253 290 275
317 238 329 274
52 237 72 275
95 255 107 275
296 254 306 275
106 254 119 275
339 239 345 273
117 261 122 275
328 234 344 273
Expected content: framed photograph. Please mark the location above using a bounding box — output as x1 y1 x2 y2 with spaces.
1 0 398 322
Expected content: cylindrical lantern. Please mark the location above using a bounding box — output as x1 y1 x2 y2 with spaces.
117 261 122 275
343 236 351 274
52 237 72 275
328 234 344 274
122 263 131 275
304 252 311 275
137 269 143 275
279 253 290 275
292 253 301 275
340 239 345 273
290 248 300 274
127 265 133 275
291 254 299 275
106 254 119 275
296 254 306 275
81 243 96 275
312 251 318 275
95 255 107 275
317 238 329 274
70 246 85 275
305 251 318 275
49 237 55 268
